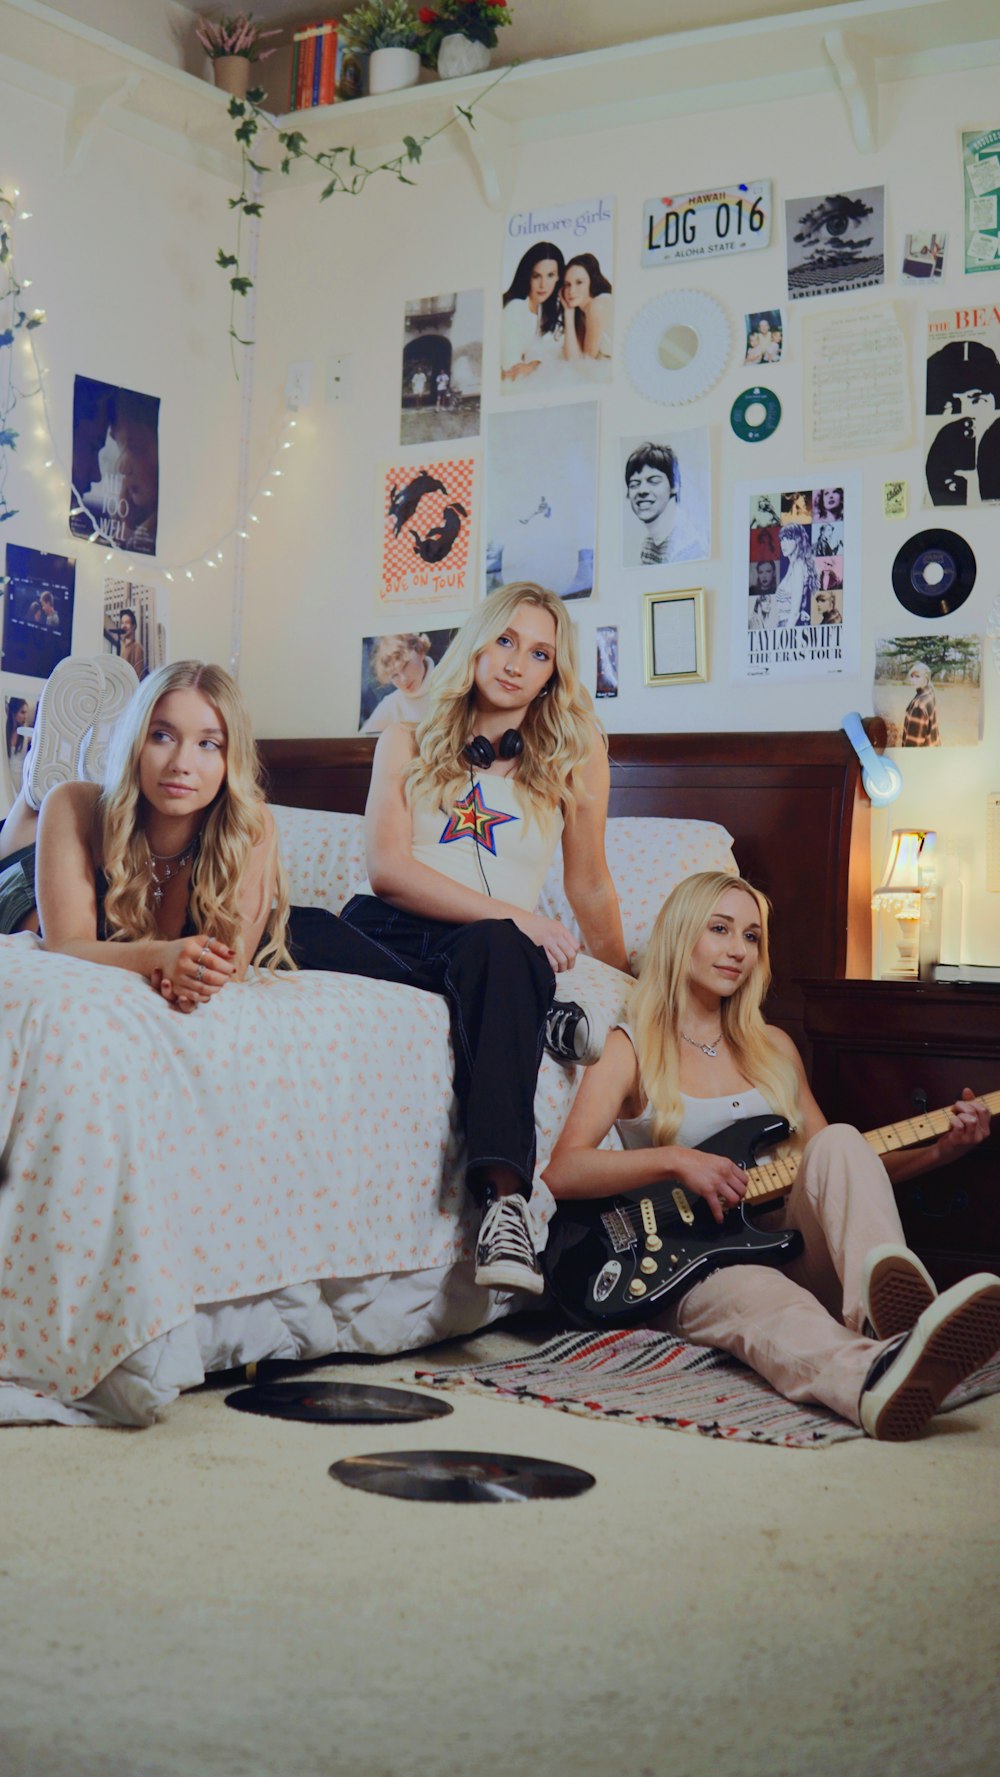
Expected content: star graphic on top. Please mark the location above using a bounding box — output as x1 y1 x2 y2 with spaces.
439 782 519 856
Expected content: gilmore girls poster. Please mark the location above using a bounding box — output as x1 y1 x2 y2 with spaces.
500 196 615 389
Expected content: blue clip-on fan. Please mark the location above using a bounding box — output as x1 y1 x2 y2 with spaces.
840 712 903 807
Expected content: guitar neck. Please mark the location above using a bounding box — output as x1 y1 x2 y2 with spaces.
743 1088 1000 1209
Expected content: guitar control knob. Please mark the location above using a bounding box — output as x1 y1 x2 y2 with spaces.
627 1278 647 1298
645 1235 662 1253
640 1256 657 1275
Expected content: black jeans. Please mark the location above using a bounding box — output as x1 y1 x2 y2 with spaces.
286 897 555 1202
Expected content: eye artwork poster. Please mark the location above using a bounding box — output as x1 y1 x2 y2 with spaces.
924 305 1000 507
731 474 860 683
377 455 478 604
785 188 885 300
962 130 1000 273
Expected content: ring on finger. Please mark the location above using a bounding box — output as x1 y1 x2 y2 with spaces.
195 962 205 982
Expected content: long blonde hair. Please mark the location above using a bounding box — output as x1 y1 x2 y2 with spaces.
99 660 293 972
630 871 801 1146
405 582 597 819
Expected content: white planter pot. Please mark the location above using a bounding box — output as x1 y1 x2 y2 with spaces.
437 33 492 78
368 46 420 94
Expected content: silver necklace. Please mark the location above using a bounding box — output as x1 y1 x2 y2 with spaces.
681 1029 723 1058
149 842 195 908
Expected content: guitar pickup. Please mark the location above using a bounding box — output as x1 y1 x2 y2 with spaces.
671 1187 695 1227
640 1197 658 1238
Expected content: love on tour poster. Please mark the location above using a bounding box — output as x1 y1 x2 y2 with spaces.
377 455 477 605
731 474 860 682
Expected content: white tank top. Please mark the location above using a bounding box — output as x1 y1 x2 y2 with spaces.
612 1024 776 1151
362 773 562 912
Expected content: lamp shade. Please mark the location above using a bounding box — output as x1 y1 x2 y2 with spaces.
872 828 935 912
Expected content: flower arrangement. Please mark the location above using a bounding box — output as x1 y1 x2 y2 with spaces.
418 1 511 64
340 1 423 54
195 13 281 62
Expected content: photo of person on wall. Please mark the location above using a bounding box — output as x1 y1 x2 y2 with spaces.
358 628 458 732
620 431 710 568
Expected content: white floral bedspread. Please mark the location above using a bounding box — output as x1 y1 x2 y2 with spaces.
0 933 629 1412
0 806 733 1423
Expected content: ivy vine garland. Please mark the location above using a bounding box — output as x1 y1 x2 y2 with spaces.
217 72 506 367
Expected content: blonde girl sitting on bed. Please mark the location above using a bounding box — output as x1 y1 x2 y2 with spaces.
545 871 1000 1440
341 581 628 1297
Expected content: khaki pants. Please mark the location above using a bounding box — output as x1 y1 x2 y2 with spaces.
671 1124 906 1424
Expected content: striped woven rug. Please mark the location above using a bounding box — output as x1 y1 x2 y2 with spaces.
415 1328 1000 1449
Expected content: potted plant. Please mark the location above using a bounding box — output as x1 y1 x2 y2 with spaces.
418 1 511 79
195 12 280 99
341 2 423 96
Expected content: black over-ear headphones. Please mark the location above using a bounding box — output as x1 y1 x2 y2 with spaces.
463 729 524 770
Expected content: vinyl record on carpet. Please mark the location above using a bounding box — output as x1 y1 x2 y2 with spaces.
891 529 976 618
224 1381 454 1424
730 385 781 442
328 1449 597 1504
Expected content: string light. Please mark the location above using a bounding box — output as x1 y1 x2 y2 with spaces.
1 185 298 596
20 319 300 588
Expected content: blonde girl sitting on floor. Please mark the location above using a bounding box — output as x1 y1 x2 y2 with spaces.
545 871 1000 1441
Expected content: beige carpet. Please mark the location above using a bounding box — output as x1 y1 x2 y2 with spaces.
3 1315 999 1777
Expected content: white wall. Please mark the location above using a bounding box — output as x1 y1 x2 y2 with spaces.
0 63 242 720
43 0 203 73
241 59 999 961
1 27 997 963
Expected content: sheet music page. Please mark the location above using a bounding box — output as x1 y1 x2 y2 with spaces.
803 303 911 461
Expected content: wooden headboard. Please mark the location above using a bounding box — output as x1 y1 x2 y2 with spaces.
257 726 882 1052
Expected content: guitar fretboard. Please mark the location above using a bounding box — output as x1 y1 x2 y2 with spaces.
744 1088 1000 1207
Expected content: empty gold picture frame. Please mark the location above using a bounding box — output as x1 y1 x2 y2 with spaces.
643 588 707 685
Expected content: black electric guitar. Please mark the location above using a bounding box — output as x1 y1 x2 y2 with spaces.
542 1091 1000 1329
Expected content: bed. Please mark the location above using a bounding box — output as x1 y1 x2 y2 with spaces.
0 728 874 1426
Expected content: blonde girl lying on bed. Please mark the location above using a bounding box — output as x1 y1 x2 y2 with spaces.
0 658 293 1011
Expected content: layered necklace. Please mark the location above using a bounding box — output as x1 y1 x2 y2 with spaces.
149 839 196 908
681 1029 724 1059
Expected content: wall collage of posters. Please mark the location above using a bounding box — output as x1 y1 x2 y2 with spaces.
358 145 999 741
3 127 999 767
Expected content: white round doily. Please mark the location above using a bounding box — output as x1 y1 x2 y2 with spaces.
624 290 732 405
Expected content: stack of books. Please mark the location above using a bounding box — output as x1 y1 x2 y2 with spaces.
290 18 338 110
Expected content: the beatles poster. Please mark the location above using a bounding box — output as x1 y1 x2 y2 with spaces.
731 474 860 682
377 454 477 604
924 306 1000 506
70 376 160 556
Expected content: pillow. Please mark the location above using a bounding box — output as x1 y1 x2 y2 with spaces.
538 815 737 974
272 805 367 914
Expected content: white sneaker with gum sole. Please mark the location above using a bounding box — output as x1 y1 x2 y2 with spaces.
860 1273 1000 1441
860 1243 938 1341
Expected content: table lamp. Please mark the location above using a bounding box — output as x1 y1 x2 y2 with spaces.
872 828 936 980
